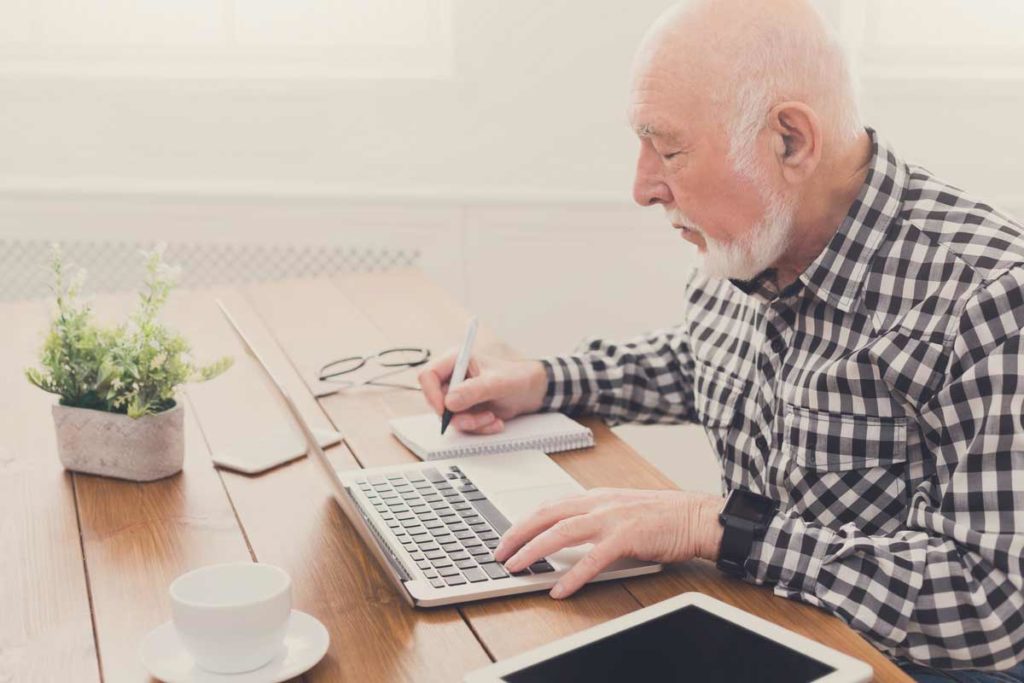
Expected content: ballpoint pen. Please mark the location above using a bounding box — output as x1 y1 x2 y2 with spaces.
441 317 479 435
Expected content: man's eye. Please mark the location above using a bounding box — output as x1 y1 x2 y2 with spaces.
662 151 680 161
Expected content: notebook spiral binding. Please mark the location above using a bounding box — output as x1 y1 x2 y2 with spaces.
441 431 594 459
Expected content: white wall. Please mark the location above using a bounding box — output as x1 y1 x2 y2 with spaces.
2 1 1023 491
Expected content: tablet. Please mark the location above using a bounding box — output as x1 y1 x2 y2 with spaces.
464 592 873 683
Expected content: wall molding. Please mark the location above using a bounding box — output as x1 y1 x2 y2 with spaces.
0 177 634 207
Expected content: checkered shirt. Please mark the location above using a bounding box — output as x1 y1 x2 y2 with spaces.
541 129 1024 671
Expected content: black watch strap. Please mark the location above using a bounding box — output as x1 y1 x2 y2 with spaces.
715 489 779 579
716 521 758 578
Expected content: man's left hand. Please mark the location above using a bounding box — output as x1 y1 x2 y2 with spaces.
493 488 725 599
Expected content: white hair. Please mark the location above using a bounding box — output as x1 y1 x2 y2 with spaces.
726 4 862 180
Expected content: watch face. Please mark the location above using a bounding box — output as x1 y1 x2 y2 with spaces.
726 491 775 520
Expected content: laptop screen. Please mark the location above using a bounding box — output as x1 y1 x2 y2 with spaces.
502 604 837 682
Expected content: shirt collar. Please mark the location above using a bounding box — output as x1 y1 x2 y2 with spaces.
730 128 908 312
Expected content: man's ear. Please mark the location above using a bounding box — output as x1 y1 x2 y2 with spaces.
767 102 822 185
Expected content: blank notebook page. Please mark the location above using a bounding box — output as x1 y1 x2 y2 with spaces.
389 412 595 461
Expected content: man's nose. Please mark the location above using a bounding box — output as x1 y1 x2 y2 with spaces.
632 147 672 207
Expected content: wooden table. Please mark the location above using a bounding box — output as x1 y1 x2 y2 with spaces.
1 271 909 682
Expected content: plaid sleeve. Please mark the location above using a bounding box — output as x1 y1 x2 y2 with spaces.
747 266 1024 670
538 326 698 426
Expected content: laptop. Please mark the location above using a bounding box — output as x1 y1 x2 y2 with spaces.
217 301 661 607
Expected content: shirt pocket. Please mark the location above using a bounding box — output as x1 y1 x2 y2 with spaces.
781 403 909 535
694 361 747 429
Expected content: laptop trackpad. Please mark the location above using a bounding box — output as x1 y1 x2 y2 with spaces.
488 485 581 525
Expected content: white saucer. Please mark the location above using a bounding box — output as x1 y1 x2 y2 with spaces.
140 610 329 683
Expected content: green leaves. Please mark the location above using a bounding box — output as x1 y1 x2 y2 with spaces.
25 244 233 418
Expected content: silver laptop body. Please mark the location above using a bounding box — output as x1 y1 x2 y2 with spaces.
219 301 661 607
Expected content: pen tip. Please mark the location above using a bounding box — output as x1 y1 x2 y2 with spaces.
440 411 452 435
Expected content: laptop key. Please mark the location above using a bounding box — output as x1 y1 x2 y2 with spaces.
437 565 461 577
430 578 446 589
449 551 471 561
529 560 555 573
432 557 453 568
463 490 486 501
428 527 450 537
454 530 476 540
444 575 467 586
419 543 440 553
416 560 432 570
423 468 445 483
469 548 493 561
441 541 461 552
424 550 445 560
468 497 512 535
469 522 491 533
479 563 509 580
484 538 500 549
462 538 483 549
462 567 489 583
455 559 478 570
479 531 499 541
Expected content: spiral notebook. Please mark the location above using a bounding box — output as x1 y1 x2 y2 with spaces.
389 412 595 461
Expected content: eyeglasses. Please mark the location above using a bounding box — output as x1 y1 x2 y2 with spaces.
318 347 431 390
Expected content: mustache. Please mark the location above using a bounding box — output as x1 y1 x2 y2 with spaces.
665 208 703 234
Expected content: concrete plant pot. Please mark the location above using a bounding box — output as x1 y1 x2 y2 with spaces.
52 402 185 482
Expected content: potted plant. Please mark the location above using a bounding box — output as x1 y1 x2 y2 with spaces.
25 245 232 482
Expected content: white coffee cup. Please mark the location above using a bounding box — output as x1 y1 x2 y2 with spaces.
169 562 292 674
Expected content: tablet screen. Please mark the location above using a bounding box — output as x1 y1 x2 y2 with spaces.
503 605 836 682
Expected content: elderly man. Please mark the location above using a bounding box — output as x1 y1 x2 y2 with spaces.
419 0 1024 679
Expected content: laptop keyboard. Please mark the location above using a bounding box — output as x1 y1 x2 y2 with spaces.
353 465 554 588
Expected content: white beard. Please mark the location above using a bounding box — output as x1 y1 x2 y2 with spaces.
667 185 796 281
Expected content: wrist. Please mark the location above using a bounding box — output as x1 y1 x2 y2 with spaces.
694 495 726 562
523 360 549 413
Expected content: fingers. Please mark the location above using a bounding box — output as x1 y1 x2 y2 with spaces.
503 514 600 574
418 350 459 415
451 411 504 435
549 542 620 599
444 373 500 413
494 493 598 562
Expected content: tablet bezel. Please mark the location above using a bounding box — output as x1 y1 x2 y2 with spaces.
463 591 873 683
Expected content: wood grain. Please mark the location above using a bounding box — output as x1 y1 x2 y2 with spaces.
0 301 100 683
171 288 491 682
6 271 912 682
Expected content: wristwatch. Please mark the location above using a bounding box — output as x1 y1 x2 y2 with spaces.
715 488 779 579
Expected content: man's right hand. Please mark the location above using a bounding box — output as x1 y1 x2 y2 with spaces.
417 351 548 435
